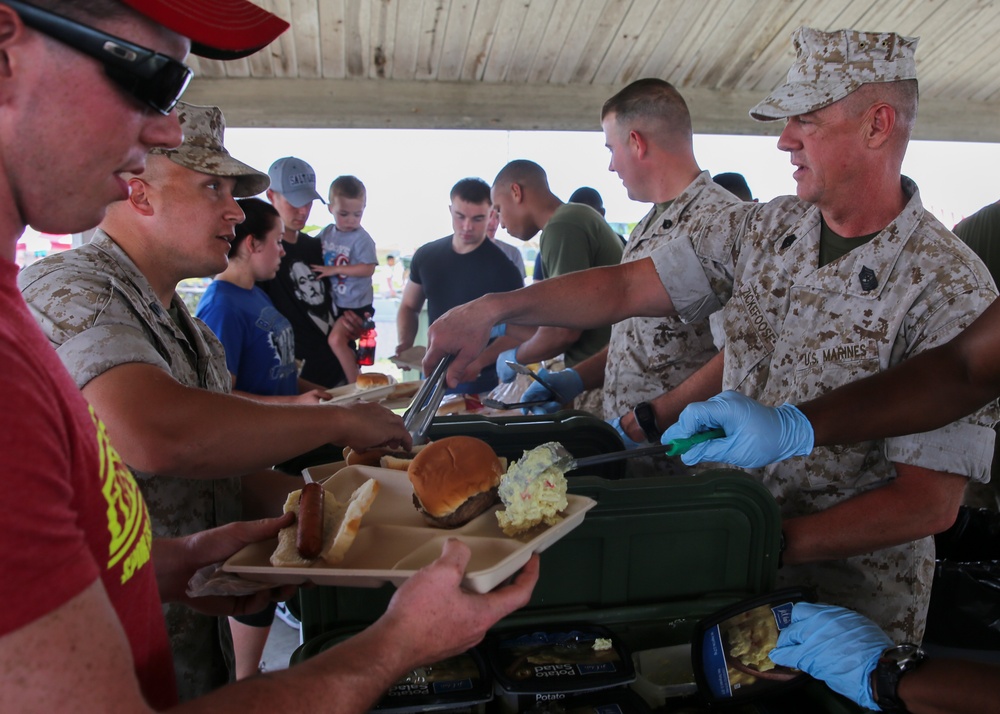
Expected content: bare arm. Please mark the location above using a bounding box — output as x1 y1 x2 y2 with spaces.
783 463 966 566
512 326 582 365
82 363 410 479
802 299 1000 446
396 281 425 353
0 540 538 714
895 659 1000 714
328 335 360 384
310 263 377 279
426 258 674 387
568 346 609 391
466 334 521 379
618 350 725 442
328 310 364 383
231 372 326 405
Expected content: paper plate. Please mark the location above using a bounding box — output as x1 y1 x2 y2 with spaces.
379 380 424 410
322 377 397 405
222 465 596 593
389 345 426 372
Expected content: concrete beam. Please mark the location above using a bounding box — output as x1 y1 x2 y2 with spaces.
185 78 1000 143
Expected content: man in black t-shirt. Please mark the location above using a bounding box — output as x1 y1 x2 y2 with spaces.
259 157 358 388
396 178 523 394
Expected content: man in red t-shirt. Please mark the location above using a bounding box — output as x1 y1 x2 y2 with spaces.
0 2 538 712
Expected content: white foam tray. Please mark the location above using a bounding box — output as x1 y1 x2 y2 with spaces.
222 465 596 593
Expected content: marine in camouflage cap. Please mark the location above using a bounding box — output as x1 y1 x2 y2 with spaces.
149 101 269 197
750 26 918 121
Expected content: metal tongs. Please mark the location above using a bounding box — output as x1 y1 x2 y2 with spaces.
504 361 565 401
402 354 455 445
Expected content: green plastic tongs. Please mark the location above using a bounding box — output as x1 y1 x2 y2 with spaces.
555 427 726 473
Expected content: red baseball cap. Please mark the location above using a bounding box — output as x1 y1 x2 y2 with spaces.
118 0 289 60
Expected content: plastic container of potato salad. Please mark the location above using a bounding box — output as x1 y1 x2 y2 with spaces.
692 587 815 705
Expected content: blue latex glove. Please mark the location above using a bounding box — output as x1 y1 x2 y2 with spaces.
488 323 507 339
660 390 814 467
495 348 519 383
520 368 584 415
769 602 892 710
608 416 646 450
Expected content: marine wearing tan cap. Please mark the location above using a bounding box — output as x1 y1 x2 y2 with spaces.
750 26 918 121
150 101 270 197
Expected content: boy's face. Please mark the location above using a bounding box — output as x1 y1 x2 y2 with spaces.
329 195 366 232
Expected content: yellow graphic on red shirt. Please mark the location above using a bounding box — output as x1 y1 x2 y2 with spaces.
91 406 152 584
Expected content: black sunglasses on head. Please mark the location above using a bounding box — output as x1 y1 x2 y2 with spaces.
7 0 193 115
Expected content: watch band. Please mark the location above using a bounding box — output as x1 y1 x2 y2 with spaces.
874 644 927 713
632 401 661 442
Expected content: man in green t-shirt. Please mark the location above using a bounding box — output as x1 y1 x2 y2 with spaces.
491 159 623 414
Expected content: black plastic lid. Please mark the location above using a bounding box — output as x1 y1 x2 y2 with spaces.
292 631 491 713
559 686 653 713
691 587 815 706
373 647 492 712
488 623 635 694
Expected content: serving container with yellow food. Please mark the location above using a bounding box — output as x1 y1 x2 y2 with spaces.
692 587 815 705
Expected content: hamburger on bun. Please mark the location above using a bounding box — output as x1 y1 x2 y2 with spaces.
356 372 391 390
270 478 380 567
408 436 504 528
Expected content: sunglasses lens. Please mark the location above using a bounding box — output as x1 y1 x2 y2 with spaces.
108 59 192 115
138 62 193 114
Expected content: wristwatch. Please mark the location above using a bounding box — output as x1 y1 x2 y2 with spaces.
873 643 927 712
632 401 661 442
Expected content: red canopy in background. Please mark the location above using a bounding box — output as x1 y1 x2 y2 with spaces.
15 230 71 268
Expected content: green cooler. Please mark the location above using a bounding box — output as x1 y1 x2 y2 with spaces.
292 418 860 712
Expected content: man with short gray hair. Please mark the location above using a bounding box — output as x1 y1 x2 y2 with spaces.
427 26 998 642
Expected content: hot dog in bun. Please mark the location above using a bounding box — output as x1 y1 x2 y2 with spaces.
270 478 379 566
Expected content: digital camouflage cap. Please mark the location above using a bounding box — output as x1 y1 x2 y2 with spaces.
750 26 918 121
149 102 269 197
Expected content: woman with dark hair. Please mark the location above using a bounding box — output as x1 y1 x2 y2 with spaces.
197 198 334 404
195 198 334 677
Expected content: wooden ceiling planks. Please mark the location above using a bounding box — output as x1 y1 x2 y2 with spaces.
179 0 1000 141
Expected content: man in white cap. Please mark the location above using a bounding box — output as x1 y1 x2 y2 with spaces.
426 26 998 643
260 156 361 390
1 3 537 710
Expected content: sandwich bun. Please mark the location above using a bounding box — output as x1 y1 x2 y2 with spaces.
356 372 391 390
344 442 430 467
408 436 504 528
270 479 380 567
380 454 415 471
